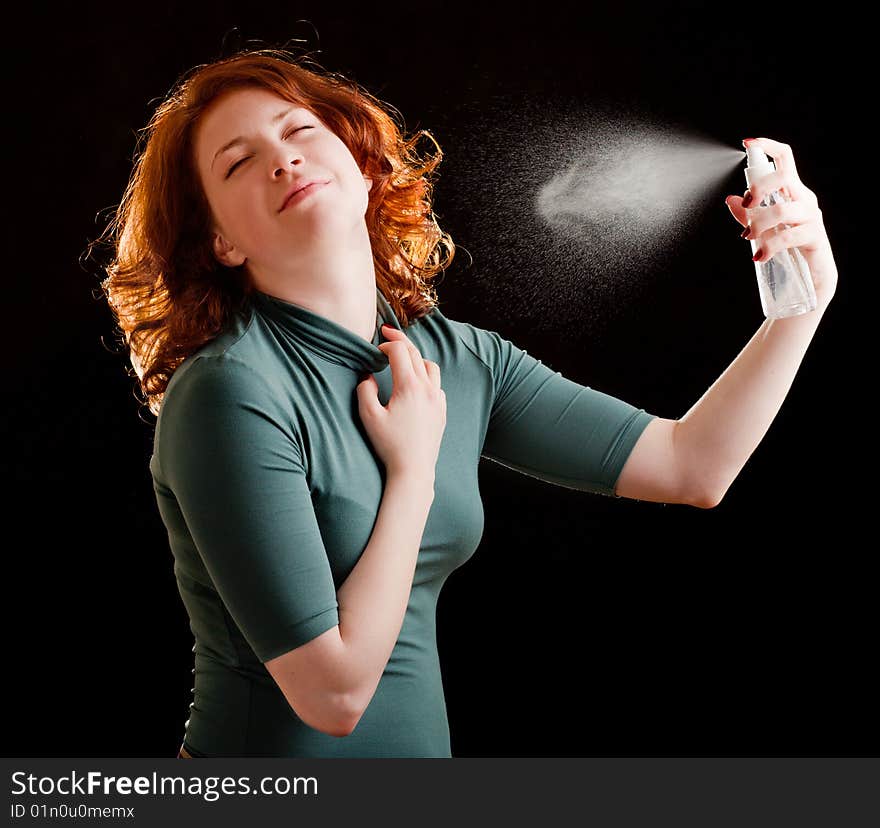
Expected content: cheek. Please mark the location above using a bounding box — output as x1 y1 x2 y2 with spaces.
220 199 250 234
334 146 366 186
221 194 271 248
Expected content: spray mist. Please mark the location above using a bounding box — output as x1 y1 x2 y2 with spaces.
744 144 817 318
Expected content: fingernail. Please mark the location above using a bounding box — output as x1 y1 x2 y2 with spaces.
742 190 753 207
752 248 763 262
740 226 751 239
742 137 757 146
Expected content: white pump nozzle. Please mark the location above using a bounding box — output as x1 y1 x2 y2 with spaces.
746 143 770 168
744 142 775 188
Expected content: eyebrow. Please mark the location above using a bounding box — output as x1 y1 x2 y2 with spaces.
211 107 298 171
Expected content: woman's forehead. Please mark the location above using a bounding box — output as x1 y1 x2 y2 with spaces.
196 89 315 165
208 88 311 122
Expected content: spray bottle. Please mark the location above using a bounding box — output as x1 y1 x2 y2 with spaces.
744 144 817 318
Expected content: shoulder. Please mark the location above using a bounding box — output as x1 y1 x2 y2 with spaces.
160 353 286 430
405 303 502 371
165 352 270 398
154 353 303 481
163 300 290 403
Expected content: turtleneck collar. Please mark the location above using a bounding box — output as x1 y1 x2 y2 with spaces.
249 286 400 373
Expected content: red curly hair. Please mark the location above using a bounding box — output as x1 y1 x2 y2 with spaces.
91 47 455 417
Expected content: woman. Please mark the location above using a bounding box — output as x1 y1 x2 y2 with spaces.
97 48 838 758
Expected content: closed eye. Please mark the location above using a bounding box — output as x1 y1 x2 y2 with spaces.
224 125 315 179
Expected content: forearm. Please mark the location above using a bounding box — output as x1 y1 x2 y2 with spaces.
676 299 832 503
335 471 434 717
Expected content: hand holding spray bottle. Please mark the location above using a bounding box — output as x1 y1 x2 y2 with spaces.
744 144 817 318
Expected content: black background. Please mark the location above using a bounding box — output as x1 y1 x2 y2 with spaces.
8 1 869 758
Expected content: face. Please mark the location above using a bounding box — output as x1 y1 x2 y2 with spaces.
192 86 373 272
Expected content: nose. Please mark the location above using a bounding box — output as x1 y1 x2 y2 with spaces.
272 147 303 177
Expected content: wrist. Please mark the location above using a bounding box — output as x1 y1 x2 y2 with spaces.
386 469 435 498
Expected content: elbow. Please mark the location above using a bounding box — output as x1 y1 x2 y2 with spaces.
324 718 356 739
333 685 374 737
321 699 365 739
325 696 367 738
266 633 367 738
299 705 361 739
691 486 725 509
331 675 387 737
283 690 363 739
333 707 363 738
323 686 369 738
683 467 728 509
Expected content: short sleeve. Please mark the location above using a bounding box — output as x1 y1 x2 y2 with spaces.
452 321 658 497
157 356 340 662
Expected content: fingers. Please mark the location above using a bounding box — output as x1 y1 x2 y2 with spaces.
740 198 814 242
378 324 430 382
355 373 382 416
725 195 749 227
740 137 807 206
745 137 799 182
377 339 418 386
751 220 816 265
423 359 441 389
727 134 814 230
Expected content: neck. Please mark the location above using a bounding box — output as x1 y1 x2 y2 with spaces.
249 224 379 342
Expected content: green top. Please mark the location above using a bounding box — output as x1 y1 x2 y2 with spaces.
151 286 657 757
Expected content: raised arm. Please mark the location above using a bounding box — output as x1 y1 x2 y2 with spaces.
672 136 838 504
671 298 832 506
446 135 838 509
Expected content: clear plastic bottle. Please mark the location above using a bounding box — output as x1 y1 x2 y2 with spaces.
744 144 817 318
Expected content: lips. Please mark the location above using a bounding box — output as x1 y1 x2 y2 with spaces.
279 180 329 212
